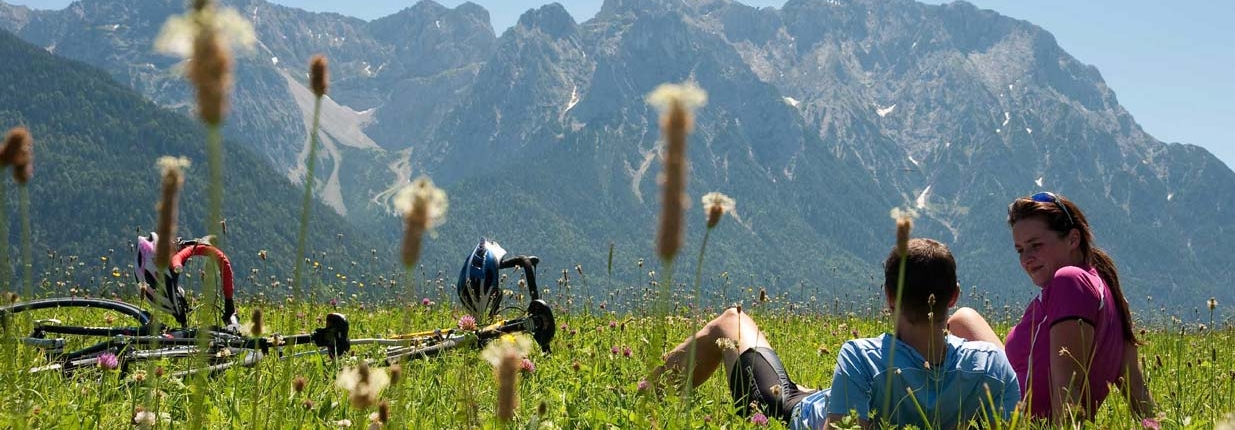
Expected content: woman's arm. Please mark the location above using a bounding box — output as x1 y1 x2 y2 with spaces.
1049 319 1096 423
1116 343 1156 418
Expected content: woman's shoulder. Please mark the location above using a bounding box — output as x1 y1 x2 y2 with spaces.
1051 265 1096 281
1046 265 1102 293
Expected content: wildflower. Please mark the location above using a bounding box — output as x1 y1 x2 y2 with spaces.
310 54 329 97
716 338 738 351
333 419 352 428
292 375 307 394
647 82 707 261
622 346 633 357
394 177 448 268
132 407 159 429
609 320 617 328
572 361 581 371
521 358 536 373
701 192 736 228
890 207 917 257
301 399 315 410
422 298 433 307
249 308 263 336
97 352 119 370
1141 416 1161 430
258 250 267 261
155 156 190 269
377 400 390 423
769 384 782 399
388 364 402 386
759 288 768 302
458 315 477 331
637 379 650 392
1 127 33 184
131 370 147 383
1058 347 1070 357
480 333 535 368
335 361 391 409
611 345 620 355
750 412 769 426
1209 297 1218 311
154 2 255 126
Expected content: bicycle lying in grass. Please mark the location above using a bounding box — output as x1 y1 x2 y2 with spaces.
351 240 555 363
0 237 554 376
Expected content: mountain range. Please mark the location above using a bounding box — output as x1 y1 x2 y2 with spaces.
1 0 1231 314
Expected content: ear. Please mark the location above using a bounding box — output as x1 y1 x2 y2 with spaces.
948 283 960 307
1066 227 1082 250
884 288 896 310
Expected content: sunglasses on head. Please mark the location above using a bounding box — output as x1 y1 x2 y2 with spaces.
1030 191 1074 228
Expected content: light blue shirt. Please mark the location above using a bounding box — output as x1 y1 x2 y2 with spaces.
792 334 1019 430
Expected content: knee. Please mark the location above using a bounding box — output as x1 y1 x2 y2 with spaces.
949 307 982 324
705 307 745 334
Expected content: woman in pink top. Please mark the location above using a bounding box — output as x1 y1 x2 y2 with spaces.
947 192 1156 423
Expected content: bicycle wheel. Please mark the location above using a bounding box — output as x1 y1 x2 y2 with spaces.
1 297 156 367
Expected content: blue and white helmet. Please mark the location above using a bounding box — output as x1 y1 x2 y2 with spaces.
457 239 506 319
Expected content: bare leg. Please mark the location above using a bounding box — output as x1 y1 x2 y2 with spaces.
648 307 772 390
946 307 1003 347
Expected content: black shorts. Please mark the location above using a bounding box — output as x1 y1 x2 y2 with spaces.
727 347 812 422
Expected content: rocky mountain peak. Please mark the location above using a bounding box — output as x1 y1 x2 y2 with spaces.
515 3 577 39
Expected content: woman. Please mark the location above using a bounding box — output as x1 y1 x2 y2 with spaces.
948 192 1155 422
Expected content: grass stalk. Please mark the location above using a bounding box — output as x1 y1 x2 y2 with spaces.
682 227 711 402
18 184 31 299
0 179 8 297
293 94 323 300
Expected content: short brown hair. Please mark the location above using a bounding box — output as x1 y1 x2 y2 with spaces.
883 238 958 324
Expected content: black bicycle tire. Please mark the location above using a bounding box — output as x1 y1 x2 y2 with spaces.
0 297 152 327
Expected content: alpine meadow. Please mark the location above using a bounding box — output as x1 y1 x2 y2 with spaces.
0 0 1232 428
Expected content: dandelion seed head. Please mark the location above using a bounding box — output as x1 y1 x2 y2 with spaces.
154 6 255 58
701 191 736 228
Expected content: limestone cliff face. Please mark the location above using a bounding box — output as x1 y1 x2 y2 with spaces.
3 0 1231 309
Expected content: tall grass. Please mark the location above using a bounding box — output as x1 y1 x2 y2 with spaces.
1 261 1230 429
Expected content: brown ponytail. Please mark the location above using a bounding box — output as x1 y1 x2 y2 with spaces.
1091 248 1138 344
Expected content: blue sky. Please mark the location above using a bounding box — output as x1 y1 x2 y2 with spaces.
11 0 1235 169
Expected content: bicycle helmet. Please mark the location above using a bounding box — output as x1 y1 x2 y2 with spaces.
133 232 190 326
457 239 506 319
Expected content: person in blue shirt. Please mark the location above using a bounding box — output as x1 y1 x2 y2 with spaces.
647 238 1020 429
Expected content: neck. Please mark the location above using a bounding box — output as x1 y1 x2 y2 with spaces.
894 319 949 365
